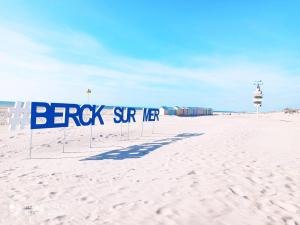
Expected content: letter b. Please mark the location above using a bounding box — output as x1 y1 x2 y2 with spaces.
30 102 53 129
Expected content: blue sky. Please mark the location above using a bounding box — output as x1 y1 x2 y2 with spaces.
0 0 299 111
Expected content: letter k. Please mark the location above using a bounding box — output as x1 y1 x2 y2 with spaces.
92 105 105 125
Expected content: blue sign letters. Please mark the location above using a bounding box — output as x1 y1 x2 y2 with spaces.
143 108 159 122
31 102 105 129
113 107 136 123
30 102 160 129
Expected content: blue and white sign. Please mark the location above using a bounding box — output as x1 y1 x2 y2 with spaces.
8 102 160 130
7 101 161 159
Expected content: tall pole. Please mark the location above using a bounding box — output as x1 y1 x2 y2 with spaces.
87 89 92 148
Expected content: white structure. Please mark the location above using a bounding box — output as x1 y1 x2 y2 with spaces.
8 101 31 131
253 81 263 116
7 101 32 158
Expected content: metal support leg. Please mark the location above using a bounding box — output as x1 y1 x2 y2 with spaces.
141 121 144 137
89 125 92 148
152 121 155 134
127 122 130 140
63 128 66 152
29 129 32 159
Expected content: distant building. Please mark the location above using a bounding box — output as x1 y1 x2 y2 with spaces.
283 108 299 114
162 106 213 116
159 106 177 115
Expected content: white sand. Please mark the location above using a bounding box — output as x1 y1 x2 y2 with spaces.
0 111 299 225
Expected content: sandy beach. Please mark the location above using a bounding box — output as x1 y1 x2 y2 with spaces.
0 111 299 225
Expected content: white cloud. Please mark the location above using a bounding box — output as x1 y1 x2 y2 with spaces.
0 25 299 111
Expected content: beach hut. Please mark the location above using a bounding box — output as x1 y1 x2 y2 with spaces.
190 107 195 116
192 107 198 116
187 107 194 116
169 107 177 115
193 108 197 116
160 106 177 115
183 107 189 116
206 108 210 115
174 106 184 116
170 107 177 115
196 107 200 116
160 106 169 115
199 107 205 115
169 106 213 117
198 107 203 116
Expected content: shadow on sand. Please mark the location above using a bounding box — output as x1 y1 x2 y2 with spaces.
81 133 203 161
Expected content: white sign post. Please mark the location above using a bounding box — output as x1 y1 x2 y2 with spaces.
29 129 33 158
127 122 130 140
62 128 66 153
89 125 92 148
120 122 123 139
152 120 155 134
141 120 144 137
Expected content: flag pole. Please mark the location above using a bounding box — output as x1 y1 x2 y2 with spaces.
87 89 92 148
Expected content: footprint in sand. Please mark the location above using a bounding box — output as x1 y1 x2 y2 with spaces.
285 176 294 182
112 202 127 209
49 192 57 198
80 196 95 204
282 216 299 225
187 170 196 175
228 185 251 200
284 183 296 193
54 215 66 222
156 206 179 217
190 181 199 188
41 144 51 148
273 200 300 214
